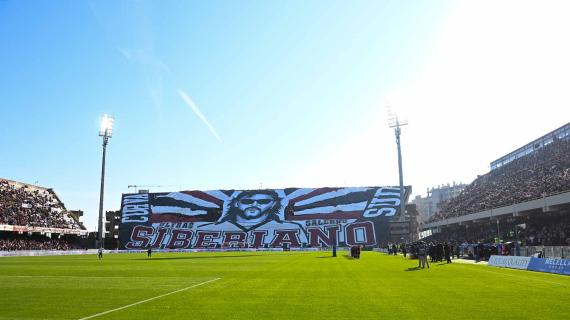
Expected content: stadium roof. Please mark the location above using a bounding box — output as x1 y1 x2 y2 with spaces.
490 122 570 170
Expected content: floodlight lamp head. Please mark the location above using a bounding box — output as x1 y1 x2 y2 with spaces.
99 114 114 137
386 105 408 128
388 116 401 128
388 116 408 129
386 105 398 128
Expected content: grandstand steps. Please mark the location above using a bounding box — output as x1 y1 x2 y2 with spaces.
422 190 570 229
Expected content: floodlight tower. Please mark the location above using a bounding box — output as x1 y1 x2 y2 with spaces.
387 107 408 221
97 114 114 249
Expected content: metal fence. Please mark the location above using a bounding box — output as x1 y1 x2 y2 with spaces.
522 246 569 259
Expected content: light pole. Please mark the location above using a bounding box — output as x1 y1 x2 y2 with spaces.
97 114 114 249
387 107 408 222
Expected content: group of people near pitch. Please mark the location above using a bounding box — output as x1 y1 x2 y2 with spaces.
387 241 458 269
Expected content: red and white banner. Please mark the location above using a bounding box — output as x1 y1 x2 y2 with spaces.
120 186 409 249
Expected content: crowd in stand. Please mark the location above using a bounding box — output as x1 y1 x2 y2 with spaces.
520 215 570 246
0 237 71 251
429 137 570 223
0 180 79 229
422 213 570 247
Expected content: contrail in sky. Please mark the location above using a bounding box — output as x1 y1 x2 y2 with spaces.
177 89 223 143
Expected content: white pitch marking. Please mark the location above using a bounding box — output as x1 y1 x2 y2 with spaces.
0 275 170 278
78 277 221 320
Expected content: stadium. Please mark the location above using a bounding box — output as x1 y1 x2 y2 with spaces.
2 123 569 319
2 1 570 320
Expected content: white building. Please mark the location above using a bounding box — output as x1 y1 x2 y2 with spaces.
412 183 466 223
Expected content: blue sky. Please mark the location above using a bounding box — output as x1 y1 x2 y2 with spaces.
1 0 569 230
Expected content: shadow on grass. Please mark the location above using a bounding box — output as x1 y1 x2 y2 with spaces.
405 267 425 271
134 254 263 261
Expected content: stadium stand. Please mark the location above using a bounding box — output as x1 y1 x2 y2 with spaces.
520 214 570 246
0 236 71 251
0 179 81 229
417 124 570 259
421 213 570 246
0 178 86 251
429 136 570 223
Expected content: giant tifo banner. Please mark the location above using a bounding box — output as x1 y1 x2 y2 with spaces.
119 186 409 249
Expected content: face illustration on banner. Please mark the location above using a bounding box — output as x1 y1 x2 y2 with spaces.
237 194 275 220
225 190 282 227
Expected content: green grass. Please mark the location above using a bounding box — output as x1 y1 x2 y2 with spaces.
1 251 569 320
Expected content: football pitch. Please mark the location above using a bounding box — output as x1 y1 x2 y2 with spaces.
1 251 569 320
